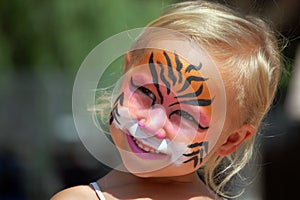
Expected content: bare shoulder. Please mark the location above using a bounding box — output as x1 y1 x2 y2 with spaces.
50 185 97 200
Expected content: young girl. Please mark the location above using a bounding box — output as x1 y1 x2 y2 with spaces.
52 0 281 199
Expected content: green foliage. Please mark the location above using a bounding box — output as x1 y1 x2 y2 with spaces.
0 0 174 72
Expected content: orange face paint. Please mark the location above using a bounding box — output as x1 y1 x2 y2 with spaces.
131 49 212 126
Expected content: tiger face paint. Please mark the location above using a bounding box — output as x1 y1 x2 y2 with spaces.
110 49 217 175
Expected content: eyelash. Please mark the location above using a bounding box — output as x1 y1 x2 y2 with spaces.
138 86 156 103
172 110 194 121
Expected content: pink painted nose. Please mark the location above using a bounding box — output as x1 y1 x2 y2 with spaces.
138 104 167 139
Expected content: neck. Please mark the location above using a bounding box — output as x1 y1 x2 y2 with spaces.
98 167 218 199
144 171 201 184
102 167 202 187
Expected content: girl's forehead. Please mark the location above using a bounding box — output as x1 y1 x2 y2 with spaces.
131 49 211 100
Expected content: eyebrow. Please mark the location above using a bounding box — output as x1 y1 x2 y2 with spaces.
168 98 213 107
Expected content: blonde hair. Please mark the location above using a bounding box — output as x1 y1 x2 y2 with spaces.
143 0 281 197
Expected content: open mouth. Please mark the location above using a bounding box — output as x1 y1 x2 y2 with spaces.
126 134 168 160
131 135 162 154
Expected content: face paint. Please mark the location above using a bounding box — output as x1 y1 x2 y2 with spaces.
73 27 226 174
183 141 209 168
110 49 213 170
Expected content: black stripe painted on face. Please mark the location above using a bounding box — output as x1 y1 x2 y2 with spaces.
183 150 200 157
130 76 138 88
112 111 120 124
188 141 208 152
109 113 113 125
113 92 124 106
176 84 204 99
115 106 120 116
119 93 124 106
198 124 209 130
157 62 171 95
110 106 121 125
185 63 202 73
163 51 177 86
183 155 199 168
177 76 208 93
169 98 212 107
174 54 183 84
109 92 124 125
149 52 164 104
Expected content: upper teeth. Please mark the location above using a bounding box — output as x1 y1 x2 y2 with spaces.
132 136 161 154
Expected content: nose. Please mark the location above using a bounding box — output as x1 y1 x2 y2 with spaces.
138 104 167 139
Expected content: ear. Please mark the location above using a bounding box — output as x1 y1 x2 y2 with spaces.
124 52 131 72
217 124 256 156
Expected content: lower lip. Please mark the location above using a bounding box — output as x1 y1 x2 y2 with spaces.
126 134 168 160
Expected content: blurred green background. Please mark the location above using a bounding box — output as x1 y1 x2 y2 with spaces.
0 0 299 199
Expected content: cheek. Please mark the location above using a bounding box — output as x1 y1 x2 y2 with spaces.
169 116 207 143
109 124 121 142
170 115 198 134
109 123 127 149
